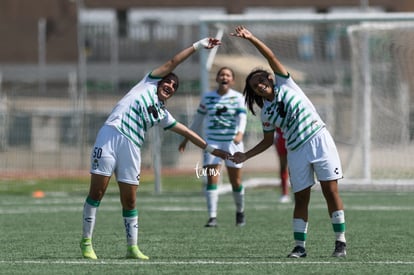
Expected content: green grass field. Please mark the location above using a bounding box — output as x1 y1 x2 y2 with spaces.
0 175 413 274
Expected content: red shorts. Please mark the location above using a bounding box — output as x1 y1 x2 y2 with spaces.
275 129 287 156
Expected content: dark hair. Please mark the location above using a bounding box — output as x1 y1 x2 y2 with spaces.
216 66 235 79
243 69 272 115
159 72 179 90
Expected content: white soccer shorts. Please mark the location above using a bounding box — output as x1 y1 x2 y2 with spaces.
287 127 343 193
90 125 141 185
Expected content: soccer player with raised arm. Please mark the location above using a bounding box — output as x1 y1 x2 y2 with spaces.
230 26 347 258
80 37 228 260
179 67 247 227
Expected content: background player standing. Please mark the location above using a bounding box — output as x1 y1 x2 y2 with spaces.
179 66 247 227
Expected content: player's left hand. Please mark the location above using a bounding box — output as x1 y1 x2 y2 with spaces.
205 38 221 49
212 149 231 160
193 38 221 50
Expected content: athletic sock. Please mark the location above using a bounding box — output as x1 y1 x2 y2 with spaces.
82 196 100 239
205 184 218 218
123 209 138 246
331 210 346 243
232 185 245 213
293 218 308 248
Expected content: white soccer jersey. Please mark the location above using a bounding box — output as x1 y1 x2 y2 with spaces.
196 89 246 142
261 73 325 151
105 73 177 148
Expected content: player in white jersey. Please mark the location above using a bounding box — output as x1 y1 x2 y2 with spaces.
179 67 247 227
230 26 347 258
80 37 229 260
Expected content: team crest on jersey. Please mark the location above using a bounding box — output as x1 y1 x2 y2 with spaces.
92 159 99 170
215 105 227 116
147 104 159 119
277 101 287 117
262 122 271 127
265 106 273 115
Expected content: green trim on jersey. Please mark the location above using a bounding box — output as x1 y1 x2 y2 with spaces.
275 72 290 79
148 72 162 80
105 73 177 149
197 90 246 142
263 75 325 151
118 125 144 148
164 121 177 130
140 93 154 127
126 110 144 131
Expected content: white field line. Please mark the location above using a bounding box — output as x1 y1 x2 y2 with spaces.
0 260 413 265
1 203 414 215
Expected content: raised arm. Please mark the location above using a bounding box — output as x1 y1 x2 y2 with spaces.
151 38 221 78
230 26 288 76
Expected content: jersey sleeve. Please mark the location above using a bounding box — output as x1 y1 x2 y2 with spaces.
189 112 204 135
235 93 247 115
234 92 247 133
159 108 177 130
196 94 208 115
275 73 303 95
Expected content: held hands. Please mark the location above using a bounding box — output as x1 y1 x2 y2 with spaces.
193 38 221 50
207 148 247 164
228 152 247 164
211 148 231 160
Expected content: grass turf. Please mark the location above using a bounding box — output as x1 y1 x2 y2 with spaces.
0 176 413 274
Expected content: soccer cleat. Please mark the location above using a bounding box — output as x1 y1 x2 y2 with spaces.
204 217 218 227
332 241 347 257
287 246 307 258
80 238 98 260
279 195 291 204
126 245 149 260
236 212 245 227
